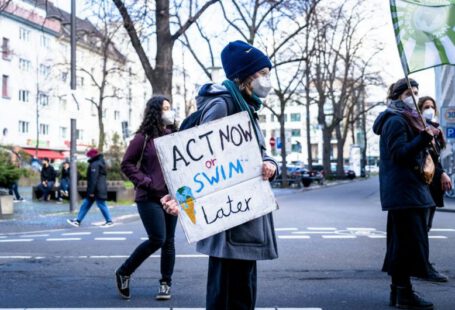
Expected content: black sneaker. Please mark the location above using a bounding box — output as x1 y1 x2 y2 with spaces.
155 282 171 300
66 219 80 227
115 269 131 299
418 264 449 283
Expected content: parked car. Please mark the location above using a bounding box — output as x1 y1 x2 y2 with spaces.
302 166 324 187
310 164 356 179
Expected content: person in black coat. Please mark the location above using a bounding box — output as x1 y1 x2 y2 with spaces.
67 148 112 227
373 78 435 310
36 157 57 201
58 161 71 200
415 96 452 283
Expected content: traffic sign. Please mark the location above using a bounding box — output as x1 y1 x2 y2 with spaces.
447 127 455 139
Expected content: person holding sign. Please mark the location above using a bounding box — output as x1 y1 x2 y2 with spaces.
115 96 178 301
416 96 452 283
373 78 436 309
162 40 278 310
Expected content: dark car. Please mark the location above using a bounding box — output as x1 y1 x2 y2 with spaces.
302 166 324 187
310 164 356 180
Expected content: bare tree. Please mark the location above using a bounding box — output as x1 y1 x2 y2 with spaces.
81 2 128 152
111 0 218 99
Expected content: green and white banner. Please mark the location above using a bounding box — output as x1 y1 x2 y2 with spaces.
391 0 455 73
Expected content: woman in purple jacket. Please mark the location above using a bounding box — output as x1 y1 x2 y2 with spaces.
115 95 177 301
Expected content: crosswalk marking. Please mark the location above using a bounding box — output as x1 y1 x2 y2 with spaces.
19 234 49 238
275 227 299 231
0 239 33 242
429 236 448 239
94 237 126 241
62 232 91 236
279 235 311 239
46 238 81 241
307 227 336 230
322 235 356 239
102 231 133 235
431 228 455 232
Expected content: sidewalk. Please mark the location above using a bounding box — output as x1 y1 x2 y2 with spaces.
0 186 139 234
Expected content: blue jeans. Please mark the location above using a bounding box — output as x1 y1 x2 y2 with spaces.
9 182 22 200
118 200 177 285
76 198 112 223
58 178 69 199
37 181 55 200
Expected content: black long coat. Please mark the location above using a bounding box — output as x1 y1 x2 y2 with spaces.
373 109 435 211
86 154 108 200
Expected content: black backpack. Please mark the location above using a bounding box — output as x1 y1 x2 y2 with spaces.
179 92 239 131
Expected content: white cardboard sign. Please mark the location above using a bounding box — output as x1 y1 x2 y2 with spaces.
154 112 278 243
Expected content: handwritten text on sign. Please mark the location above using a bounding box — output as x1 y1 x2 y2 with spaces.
154 112 277 243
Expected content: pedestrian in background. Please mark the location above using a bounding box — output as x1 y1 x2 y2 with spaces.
67 148 113 227
373 78 435 309
115 95 178 301
9 150 25 202
58 161 71 201
416 95 452 283
36 157 56 201
161 40 278 310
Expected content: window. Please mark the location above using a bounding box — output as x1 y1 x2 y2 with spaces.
19 58 31 72
290 113 301 122
2 75 9 98
291 129 301 137
19 28 30 41
258 114 266 123
40 35 50 48
77 76 84 87
61 71 68 82
39 124 49 135
18 121 29 133
114 110 120 120
18 90 29 102
39 64 50 77
271 114 276 122
91 101 97 116
38 92 49 106
59 96 67 110
76 129 84 140
2 37 10 60
59 126 67 139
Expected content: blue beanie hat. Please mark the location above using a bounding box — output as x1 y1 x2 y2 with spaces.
221 40 272 82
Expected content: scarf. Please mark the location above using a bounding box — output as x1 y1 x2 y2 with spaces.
222 80 262 147
387 99 425 133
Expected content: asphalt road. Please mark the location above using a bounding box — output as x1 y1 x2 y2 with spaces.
1 176 454 309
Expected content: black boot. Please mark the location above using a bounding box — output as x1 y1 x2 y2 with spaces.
390 284 397 306
396 286 433 309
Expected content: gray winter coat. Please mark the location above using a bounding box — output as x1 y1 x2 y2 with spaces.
195 83 279 260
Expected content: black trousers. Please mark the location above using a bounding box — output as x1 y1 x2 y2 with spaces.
382 208 430 280
119 200 177 285
206 256 257 310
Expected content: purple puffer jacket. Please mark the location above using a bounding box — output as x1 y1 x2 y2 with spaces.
121 132 168 202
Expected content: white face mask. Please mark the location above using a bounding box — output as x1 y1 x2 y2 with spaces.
251 75 272 98
402 96 418 110
422 108 435 121
162 110 175 125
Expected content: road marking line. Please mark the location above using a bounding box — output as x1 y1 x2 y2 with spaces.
278 235 311 239
102 231 133 235
368 235 387 239
0 236 6 238
0 256 32 259
140 237 148 240
19 234 49 238
293 231 334 234
0 239 33 242
62 232 91 236
346 227 376 231
322 235 356 239
307 227 336 230
431 228 455 232
94 237 126 241
46 238 81 241
429 236 448 239
275 228 299 231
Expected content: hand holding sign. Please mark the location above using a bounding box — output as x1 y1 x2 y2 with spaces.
154 112 278 243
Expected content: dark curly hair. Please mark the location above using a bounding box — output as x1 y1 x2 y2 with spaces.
136 95 176 138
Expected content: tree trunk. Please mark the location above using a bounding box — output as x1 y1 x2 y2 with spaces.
279 113 288 187
321 127 332 176
335 124 345 178
151 0 174 99
98 107 105 152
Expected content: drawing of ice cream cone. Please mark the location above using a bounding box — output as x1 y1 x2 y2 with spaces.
176 186 196 224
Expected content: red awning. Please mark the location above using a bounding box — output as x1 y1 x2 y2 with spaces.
22 148 65 160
